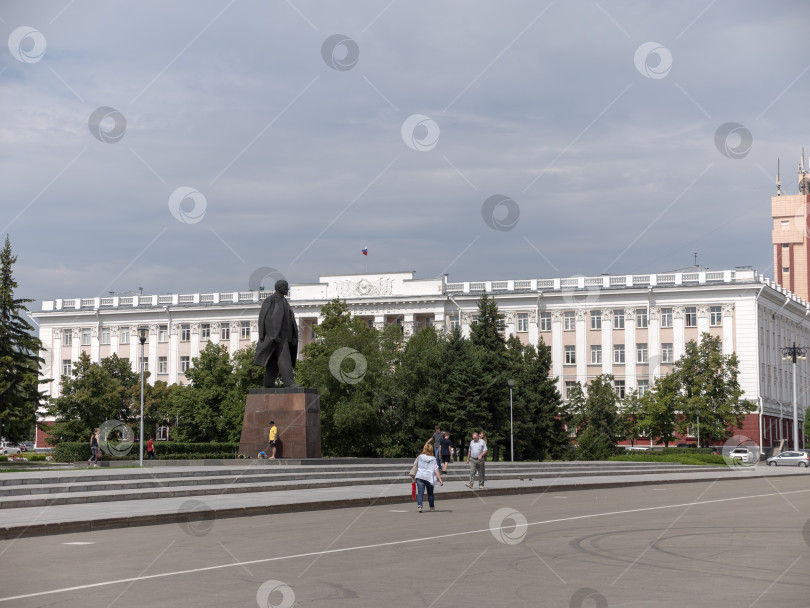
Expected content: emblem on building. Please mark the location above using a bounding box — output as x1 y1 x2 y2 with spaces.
335 277 394 297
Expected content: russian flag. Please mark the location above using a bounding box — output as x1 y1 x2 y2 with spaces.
362 246 368 256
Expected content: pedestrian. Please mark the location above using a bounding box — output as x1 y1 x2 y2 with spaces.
146 435 155 460
267 420 278 459
465 431 488 489
431 425 443 467
88 428 99 467
410 443 443 513
439 432 453 473
456 438 464 462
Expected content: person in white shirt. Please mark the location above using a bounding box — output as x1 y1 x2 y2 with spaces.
465 431 487 489
411 443 444 513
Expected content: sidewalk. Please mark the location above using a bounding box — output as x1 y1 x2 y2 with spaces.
1 463 802 539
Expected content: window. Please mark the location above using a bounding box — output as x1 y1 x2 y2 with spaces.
220 324 230 340
81 328 91 346
710 306 722 326
158 356 168 374
201 323 210 340
590 345 602 364
120 327 130 344
783 243 790 248
470 314 480 325
636 309 647 329
159 325 168 343
614 380 625 398
564 381 577 400
781 220 789 226
564 345 576 365
783 267 790 273
638 380 649 396
660 308 672 328
62 329 72 346
564 311 575 331
614 344 625 364
120 357 128 366
517 313 529 332
590 311 601 330
180 324 191 341
613 310 624 329
449 315 460 331
62 359 72 376
310 321 318 339
685 307 697 327
180 356 190 373
240 321 251 340
637 343 648 364
661 343 673 363
157 426 169 441
101 327 110 345
141 359 149 373
539 312 551 332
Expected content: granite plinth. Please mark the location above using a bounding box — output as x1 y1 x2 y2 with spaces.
238 388 321 459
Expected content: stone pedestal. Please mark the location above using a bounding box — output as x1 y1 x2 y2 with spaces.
238 388 321 459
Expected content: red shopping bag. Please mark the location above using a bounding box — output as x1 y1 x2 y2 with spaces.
411 482 416 501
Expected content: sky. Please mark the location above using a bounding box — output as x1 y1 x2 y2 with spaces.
2 0 810 309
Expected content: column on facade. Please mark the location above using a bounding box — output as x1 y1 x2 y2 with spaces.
169 323 179 385
722 303 734 355
50 329 60 399
110 325 119 357
147 324 158 386
551 311 564 395
648 307 661 380
624 308 636 391
191 323 201 359
128 331 138 372
601 309 613 376
229 321 240 356
528 310 539 345
402 313 415 338
697 305 710 339
673 306 685 360
460 312 472 339
90 326 100 362
210 322 220 346
504 311 517 340
71 328 80 364
373 315 385 332
575 309 587 385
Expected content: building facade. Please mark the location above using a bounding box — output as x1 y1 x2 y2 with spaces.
32 268 809 450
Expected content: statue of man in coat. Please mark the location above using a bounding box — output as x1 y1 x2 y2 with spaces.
253 279 299 388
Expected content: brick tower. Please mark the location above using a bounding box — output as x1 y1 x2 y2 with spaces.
772 150 810 300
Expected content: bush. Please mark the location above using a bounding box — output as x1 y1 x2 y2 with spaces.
53 442 239 462
660 447 716 455
609 453 726 465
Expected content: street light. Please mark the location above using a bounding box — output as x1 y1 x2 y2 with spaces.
137 326 149 467
781 342 807 451
507 378 515 462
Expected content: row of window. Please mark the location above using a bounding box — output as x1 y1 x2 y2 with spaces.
564 379 649 400
61 322 252 346
62 355 192 377
531 306 724 333
563 343 676 365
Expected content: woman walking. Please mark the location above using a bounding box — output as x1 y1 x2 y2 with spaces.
88 428 100 467
411 443 443 513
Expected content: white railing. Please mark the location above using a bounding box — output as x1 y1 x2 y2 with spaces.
491 281 508 290
515 280 532 289
200 294 214 303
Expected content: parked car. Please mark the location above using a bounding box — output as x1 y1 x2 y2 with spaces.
677 443 697 448
0 442 22 456
20 441 34 451
729 447 754 463
766 451 810 467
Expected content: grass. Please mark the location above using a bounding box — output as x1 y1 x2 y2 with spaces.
608 453 727 466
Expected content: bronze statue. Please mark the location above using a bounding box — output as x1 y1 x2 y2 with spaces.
253 279 299 388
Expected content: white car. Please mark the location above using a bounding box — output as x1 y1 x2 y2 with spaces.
0 442 22 455
729 447 756 463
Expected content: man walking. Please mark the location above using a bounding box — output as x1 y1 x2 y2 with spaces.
465 431 487 489
432 425 443 468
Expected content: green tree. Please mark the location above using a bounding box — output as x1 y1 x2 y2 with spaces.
620 389 647 447
672 334 750 446
574 374 620 460
0 235 46 442
639 372 679 447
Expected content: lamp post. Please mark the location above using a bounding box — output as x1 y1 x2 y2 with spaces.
507 378 515 462
781 342 807 451
137 326 149 467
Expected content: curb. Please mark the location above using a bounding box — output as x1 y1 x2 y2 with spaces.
0 471 764 540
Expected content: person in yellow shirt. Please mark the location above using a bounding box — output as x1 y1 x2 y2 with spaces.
268 421 278 459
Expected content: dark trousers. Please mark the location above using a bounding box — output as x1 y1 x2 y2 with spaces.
415 478 435 508
263 343 295 387
147 451 155 460
89 446 99 463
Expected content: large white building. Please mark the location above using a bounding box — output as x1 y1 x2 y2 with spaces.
32 268 810 450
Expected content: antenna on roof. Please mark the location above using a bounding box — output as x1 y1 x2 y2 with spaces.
693 252 698 267
801 147 809 195
777 158 782 196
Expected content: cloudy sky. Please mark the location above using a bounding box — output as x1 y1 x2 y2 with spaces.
3 1 810 308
